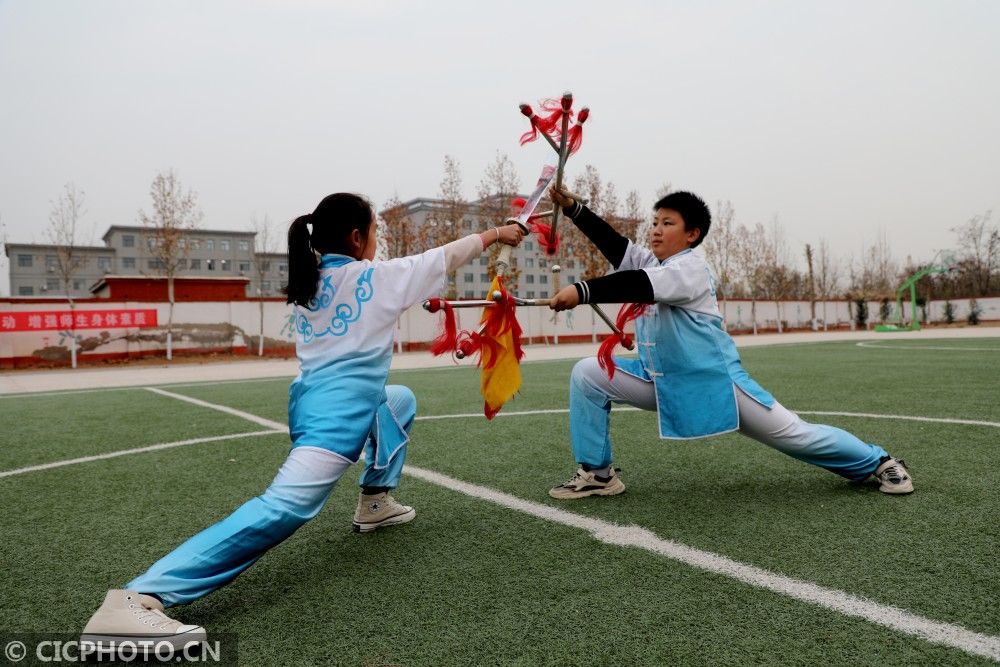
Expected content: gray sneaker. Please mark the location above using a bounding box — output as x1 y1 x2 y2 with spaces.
874 458 914 494
549 467 626 500
80 589 205 652
352 492 416 533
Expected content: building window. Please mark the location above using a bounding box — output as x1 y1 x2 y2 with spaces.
238 261 250 273
565 259 575 269
480 273 489 281
539 258 547 268
540 290 549 298
278 262 287 274
122 235 135 248
540 274 548 284
218 259 228 271
261 261 271 271
46 255 58 270
479 257 488 266
525 241 534 251
146 237 157 250
526 290 535 298
525 258 534 267
177 259 187 270
239 240 250 252
148 259 164 270
177 238 186 249
97 256 112 272
220 240 231 251
262 280 271 292
18 286 34 296
526 274 534 284
45 278 60 291
463 273 474 282
189 258 201 270
17 254 32 267
567 274 575 283
207 259 216 271
189 239 200 250
464 290 475 298
122 257 136 270
205 239 215 251
73 280 83 290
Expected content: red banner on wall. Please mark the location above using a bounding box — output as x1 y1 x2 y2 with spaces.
0 309 159 332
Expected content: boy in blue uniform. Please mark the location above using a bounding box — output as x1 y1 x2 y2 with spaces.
547 187 913 499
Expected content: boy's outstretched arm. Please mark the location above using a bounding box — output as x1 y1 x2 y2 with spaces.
549 270 654 311
550 187 629 269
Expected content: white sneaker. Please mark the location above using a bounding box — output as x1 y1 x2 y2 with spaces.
874 458 914 494
80 589 205 651
352 492 416 533
549 467 626 500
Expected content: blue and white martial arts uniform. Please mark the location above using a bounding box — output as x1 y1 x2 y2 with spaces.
570 239 888 480
127 235 485 606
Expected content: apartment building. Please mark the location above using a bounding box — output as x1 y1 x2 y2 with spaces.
6 227 288 298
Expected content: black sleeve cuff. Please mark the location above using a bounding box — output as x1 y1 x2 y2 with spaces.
579 270 654 304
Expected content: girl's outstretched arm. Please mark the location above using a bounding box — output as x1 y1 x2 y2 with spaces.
442 224 524 272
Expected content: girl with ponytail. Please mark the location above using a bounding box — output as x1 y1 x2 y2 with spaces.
82 192 525 648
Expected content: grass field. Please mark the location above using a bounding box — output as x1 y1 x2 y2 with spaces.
1 338 998 666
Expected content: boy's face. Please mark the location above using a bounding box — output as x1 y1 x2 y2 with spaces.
649 207 700 260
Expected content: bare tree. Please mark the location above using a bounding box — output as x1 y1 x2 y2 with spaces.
250 214 278 356
620 190 644 243
138 170 203 360
951 210 998 296
814 239 841 330
380 195 418 259
804 243 817 330
735 223 770 334
702 200 736 329
44 184 91 367
476 152 521 288
420 156 468 298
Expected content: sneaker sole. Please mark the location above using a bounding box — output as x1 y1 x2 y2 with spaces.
548 480 626 500
352 508 416 533
879 482 914 494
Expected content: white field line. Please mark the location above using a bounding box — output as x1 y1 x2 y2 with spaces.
136 388 1000 662
404 465 1000 662
0 430 281 479
797 411 1000 429
144 387 287 430
857 341 1000 352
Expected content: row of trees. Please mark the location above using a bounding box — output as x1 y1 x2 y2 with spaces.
24 157 999 367
380 154 999 325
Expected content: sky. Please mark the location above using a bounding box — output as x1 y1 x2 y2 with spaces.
1 0 998 295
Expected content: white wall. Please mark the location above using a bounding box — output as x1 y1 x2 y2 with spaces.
3 296 999 364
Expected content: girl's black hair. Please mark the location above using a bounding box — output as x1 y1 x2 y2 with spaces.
283 193 373 306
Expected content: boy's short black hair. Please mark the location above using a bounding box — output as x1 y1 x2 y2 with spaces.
653 192 711 248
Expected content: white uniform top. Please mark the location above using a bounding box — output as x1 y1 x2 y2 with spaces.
613 243 774 439
289 235 483 464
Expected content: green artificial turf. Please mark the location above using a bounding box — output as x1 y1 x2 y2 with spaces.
0 339 997 666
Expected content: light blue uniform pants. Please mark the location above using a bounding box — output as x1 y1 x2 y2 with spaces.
126 385 417 607
570 357 887 480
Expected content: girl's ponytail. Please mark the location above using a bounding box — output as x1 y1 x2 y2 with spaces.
283 214 319 306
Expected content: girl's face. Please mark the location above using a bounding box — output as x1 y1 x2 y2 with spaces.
349 217 377 260
360 218 377 260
